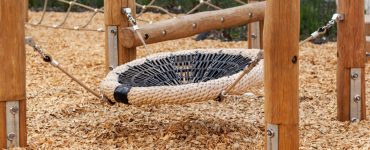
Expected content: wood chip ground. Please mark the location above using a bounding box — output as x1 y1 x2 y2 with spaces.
22 11 370 149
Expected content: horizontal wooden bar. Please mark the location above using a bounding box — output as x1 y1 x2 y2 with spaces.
121 1 266 48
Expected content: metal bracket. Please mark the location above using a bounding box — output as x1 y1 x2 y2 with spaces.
350 68 361 122
108 26 118 70
6 101 20 148
250 22 261 49
267 124 278 150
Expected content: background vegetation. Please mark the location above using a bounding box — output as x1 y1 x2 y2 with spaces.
29 0 337 42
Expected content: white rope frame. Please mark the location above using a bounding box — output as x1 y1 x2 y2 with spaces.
100 48 263 106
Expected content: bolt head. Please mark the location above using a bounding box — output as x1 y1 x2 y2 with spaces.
220 17 225 23
351 73 359 79
248 12 253 17
7 133 16 141
266 129 274 137
354 95 361 103
10 106 19 114
192 23 197 28
351 118 359 122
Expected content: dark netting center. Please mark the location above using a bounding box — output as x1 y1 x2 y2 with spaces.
118 52 252 87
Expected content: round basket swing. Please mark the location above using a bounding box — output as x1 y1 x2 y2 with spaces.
100 48 263 106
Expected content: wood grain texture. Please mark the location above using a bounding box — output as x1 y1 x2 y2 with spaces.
121 2 266 48
23 0 29 22
0 102 6 148
0 0 27 148
263 0 300 149
19 100 27 147
104 0 136 72
0 0 26 101
337 0 366 121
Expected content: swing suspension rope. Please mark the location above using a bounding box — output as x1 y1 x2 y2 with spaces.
26 12 343 105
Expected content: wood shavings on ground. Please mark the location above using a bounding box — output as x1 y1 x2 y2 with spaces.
24 11 370 149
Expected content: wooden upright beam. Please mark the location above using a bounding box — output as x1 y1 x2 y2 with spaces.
263 0 300 149
104 0 136 71
0 0 27 148
23 0 29 22
337 0 366 121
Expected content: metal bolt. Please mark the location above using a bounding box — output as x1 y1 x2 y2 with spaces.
110 29 117 35
10 106 19 115
354 95 361 103
162 30 167 36
251 34 257 39
248 12 253 18
7 133 16 141
220 17 225 23
266 129 274 137
351 73 359 79
351 118 359 122
192 23 197 28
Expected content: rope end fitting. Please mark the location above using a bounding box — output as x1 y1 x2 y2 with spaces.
215 90 227 102
332 13 344 22
25 36 36 47
101 94 116 105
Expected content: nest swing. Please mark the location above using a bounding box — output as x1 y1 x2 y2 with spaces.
100 48 263 106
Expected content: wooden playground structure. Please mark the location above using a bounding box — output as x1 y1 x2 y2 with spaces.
0 0 368 149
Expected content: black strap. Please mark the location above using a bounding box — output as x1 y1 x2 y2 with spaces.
114 85 131 104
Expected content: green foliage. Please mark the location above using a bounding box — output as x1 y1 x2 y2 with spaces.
300 0 337 41
28 0 338 41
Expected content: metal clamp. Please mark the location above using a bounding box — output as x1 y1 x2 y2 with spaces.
122 7 139 30
350 68 361 122
332 13 344 22
108 26 119 70
6 101 20 147
267 124 278 150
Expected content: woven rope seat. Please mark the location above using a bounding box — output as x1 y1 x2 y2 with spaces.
100 48 263 105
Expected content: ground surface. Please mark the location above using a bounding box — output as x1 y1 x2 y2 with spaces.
23 11 370 149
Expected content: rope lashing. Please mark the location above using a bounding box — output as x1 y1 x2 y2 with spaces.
300 13 344 46
25 36 114 104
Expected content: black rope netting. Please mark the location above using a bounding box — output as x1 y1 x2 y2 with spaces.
118 52 252 87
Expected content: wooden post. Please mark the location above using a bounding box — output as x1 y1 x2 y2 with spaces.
24 0 29 22
337 0 366 121
104 0 136 72
0 0 27 148
247 0 263 49
263 0 300 149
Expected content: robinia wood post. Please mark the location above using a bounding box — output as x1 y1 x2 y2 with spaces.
336 0 366 122
24 0 29 22
0 0 27 148
104 0 136 72
247 0 263 49
263 0 300 149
